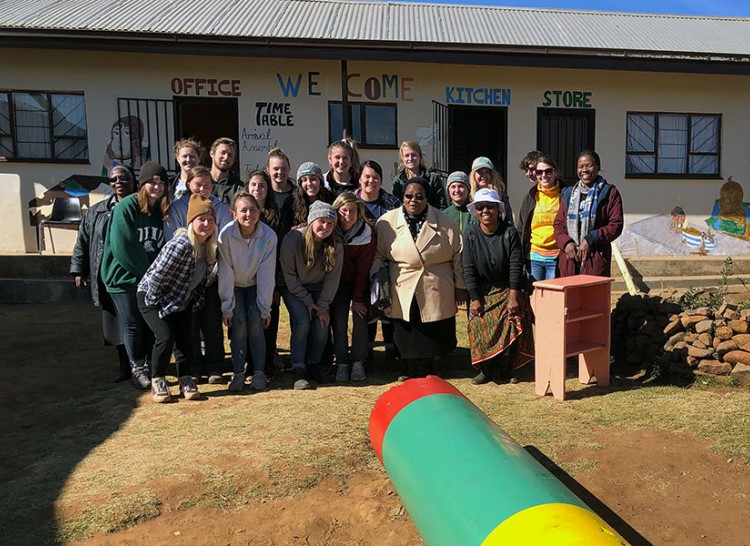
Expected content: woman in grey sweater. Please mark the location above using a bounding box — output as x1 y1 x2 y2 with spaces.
279 200 343 390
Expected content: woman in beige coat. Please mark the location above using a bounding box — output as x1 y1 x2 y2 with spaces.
371 177 466 380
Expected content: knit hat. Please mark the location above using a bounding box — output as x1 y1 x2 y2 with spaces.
187 193 216 225
307 200 336 224
297 162 324 184
471 156 495 172
138 161 169 186
446 171 470 192
467 188 505 216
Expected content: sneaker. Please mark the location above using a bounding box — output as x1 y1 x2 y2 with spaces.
250 370 267 391
471 371 490 385
131 366 151 390
151 377 171 403
509 377 519 384
292 367 311 390
179 375 200 400
335 364 349 383
228 372 246 392
208 374 224 384
350 361 366 382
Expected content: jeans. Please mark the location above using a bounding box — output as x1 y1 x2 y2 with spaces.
137 291 194 378
190 282 225 376
529 260 558 283
281 287 329 369
230 285 266 375
110 290 151 367
330 284 368 364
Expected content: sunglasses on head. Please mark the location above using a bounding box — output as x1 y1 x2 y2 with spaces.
535 168 554 176
404 193 425 201
109 174 130 182
474 203 499 212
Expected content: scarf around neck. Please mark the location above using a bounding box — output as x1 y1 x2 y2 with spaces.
567 176 607 246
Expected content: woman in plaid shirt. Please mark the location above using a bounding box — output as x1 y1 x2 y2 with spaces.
137 194 218 403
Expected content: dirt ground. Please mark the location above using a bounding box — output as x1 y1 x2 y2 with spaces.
2 302 750 545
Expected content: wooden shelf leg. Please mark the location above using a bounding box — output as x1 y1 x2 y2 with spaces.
580 349 610 387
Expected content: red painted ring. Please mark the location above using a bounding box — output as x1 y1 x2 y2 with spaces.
369 376 467 462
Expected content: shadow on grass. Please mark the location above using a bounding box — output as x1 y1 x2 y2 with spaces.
524 445 653 546
0 302 141 545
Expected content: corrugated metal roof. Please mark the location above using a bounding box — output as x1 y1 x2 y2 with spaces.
1 0 749 58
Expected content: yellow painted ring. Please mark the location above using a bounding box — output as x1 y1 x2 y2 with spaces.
482 503 629 546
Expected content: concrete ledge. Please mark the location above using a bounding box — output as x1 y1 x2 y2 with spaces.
0 255 72 278
0 278 90 304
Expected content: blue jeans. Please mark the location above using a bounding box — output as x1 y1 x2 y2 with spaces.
330 284 368 364
110 290 151 367
281 287 329 369
529 260 558 283
230 285 266 376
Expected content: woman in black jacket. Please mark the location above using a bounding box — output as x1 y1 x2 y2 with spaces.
70 165 136 382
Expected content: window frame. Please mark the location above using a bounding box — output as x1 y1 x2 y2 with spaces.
625 111 721 179
0 89 89 164
327 101 398 150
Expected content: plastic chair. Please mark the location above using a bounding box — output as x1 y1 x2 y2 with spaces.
37 197 83 253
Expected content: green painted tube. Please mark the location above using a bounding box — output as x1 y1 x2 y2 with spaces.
370 377 628 546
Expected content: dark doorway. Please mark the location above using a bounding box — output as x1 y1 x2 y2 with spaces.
448 106 508 187
174 97 239 170
537 108 596 185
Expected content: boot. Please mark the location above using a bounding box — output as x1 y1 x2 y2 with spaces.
471 362 493 385
398 359 418 382
114 345 131 383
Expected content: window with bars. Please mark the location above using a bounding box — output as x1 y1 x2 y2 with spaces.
0 91 88 162
328 102 397 148
625 112 720 178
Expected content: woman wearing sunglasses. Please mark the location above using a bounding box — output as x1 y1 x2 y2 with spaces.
371 177 466 380
463 188 534 385
516 155 564 283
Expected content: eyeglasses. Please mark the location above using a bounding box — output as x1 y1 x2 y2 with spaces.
109 174 131 182
404 193 425 201
474 203 499 212
535 168 555 176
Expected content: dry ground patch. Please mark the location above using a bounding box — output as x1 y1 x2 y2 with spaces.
1 302 749 545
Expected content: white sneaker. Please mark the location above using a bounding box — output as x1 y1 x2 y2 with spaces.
351 361 366 382
335 364 349 383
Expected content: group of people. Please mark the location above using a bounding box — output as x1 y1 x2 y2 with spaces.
71 135 623 402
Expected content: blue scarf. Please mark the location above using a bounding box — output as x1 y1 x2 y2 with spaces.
567 176 608 246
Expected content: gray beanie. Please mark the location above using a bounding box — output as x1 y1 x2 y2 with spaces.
297 161 324 184
446 171 470 192
307 200 336 224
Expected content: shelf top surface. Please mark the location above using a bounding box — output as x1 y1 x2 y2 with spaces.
533 274 614 292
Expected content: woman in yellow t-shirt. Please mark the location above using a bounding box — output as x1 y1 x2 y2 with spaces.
515 155 563 283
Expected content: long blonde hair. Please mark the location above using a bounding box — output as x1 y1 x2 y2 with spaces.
175 223 218 266
398 140 427 175
469 167 506 199
302 222 338 272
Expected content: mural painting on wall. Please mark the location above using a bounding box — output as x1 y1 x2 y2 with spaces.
102 115 148 175
618 177 750 257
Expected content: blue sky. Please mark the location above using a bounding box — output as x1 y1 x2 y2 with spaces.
404 0 750 17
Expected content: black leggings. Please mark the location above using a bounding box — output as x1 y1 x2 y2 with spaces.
137 292 194 378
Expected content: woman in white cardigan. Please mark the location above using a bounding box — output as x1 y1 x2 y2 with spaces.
371 177 466 380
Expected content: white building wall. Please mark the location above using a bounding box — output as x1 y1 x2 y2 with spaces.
2 47 749 255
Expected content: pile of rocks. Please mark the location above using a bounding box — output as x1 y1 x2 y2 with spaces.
663 302 750 385
610 292 682 373
611 291 750 385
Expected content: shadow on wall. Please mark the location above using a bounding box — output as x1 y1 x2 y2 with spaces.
0 301 140 545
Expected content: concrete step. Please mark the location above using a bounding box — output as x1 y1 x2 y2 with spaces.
0 278 89 304
0 254 72 278
612 256 750 279
610 275 746 294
